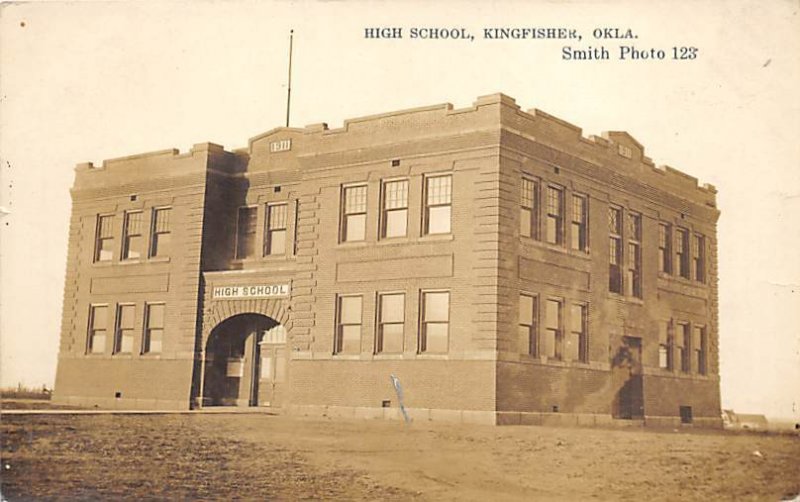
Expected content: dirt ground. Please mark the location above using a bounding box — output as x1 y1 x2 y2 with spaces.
1 411 798 501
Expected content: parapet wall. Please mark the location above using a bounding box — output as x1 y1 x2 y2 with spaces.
71 93 717 214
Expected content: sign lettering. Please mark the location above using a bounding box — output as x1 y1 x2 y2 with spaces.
212 284 290 299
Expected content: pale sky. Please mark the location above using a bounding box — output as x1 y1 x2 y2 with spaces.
1 0 798 419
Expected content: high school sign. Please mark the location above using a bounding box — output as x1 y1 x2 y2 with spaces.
212 284 290 299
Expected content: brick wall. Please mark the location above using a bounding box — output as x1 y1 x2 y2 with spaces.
54 94 721 424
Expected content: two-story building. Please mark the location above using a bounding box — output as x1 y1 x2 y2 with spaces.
53 94 721 427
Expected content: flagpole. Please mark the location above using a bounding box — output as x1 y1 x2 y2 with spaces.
286 29 294 128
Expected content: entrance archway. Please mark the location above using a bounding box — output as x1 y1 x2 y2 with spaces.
202 313 286 407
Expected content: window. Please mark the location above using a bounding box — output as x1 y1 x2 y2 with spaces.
658 321 673 370
264 203 288 255
142 303 164 354
694 326 707 375
658 223 672 274
94 215 114 262
424 175 452 235
150 208 172 258
626 212 642 298
676 228 690 279
677 322 691 372
545 186 564 245
87 305 108 354
519 294 538 356
235 206 258 259
113 304 135 354
608 206 623 293
566 304 587 362
335 295 362 354
292 200 300 255
122 211 144 260
341 185 367 242
570 194 588 252
543 299 562 359
377 293 404 353
420 291 449 353
381 180 408 238
693 234 705 283
520 177 539 239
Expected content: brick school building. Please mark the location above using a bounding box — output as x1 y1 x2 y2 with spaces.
53 94 721 427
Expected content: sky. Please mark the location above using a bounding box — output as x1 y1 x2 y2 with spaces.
1 0 798 419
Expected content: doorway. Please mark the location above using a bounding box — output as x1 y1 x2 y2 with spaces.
612 336 644 419
258 325 287 407
202 314 284 407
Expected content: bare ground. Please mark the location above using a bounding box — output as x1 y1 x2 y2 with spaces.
1 412 798 501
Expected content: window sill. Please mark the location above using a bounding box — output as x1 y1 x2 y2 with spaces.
517 354 603 369
337 240 370 248
261 253 292 261
520 238 591 260
231 257 258 264
372 353 404 360
415 353 449 360
92 257 171 267
418 233 454 243
658 273 708 288
518 355 592 368
650 368 712 381
331 353 361 360
231 256 293 266
607 292 644 304
375 237 412 246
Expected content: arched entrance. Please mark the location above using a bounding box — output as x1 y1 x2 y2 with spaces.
202 313 287 407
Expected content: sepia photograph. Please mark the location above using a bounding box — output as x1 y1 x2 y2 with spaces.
1 1 799 500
